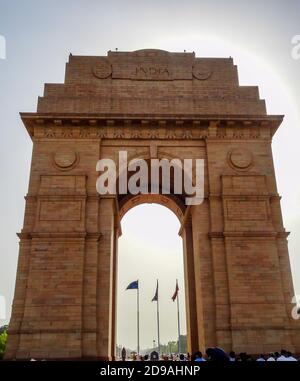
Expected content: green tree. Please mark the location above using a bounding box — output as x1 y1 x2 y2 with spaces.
0 325 8 358
158 335 187 355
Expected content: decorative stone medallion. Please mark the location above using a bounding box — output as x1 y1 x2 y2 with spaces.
192 62 212 80
92 59 112 79
53 150 78 170
228 148 253 171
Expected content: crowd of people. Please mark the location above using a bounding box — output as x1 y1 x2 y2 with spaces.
123 348 299 362
193 348 299 362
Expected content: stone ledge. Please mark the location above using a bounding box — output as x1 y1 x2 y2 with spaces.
209 231 289 238
17 232 102 241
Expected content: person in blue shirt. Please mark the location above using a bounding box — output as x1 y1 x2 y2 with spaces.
194 351 206 362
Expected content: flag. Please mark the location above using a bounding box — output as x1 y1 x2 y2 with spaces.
152 280 158 302
126 280 138 290
171 280 179 301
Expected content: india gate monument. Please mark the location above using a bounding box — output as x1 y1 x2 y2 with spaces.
5 49 300 359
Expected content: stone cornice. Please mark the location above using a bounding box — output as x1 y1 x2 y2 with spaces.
276 231 290 238
210 193 281 199
209 231 289 239
20 112 284 121
17 232 103 241
8 328 93 335
20 112 283 139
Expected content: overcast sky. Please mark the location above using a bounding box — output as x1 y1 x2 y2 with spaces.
0 0 300 351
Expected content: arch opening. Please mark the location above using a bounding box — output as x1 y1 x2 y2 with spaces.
116 203 187 357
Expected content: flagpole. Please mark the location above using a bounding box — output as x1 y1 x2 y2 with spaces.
137 279 140 356
156 279 160 354
176 279 181 354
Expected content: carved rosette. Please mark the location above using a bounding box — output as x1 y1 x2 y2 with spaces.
53 150 79 171
228 148 253 171
192 62 212 80
92 58 112 79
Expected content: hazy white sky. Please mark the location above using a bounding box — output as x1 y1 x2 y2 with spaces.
117 205 185 350
0 0 300 351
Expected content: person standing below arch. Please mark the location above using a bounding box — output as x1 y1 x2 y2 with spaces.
121 347 126 361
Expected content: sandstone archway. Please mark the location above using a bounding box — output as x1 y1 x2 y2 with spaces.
5 49 300 359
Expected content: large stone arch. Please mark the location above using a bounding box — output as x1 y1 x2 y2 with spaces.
5 49 300 360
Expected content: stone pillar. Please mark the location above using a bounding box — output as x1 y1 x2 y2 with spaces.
181 216 199 354
190 201 216 351
270 196 297 320
209 233 232 351
96 197 115 360
82 233 101 358
209 193 232 351
110 226 119 359
272 195 300 354
4 237 31 359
